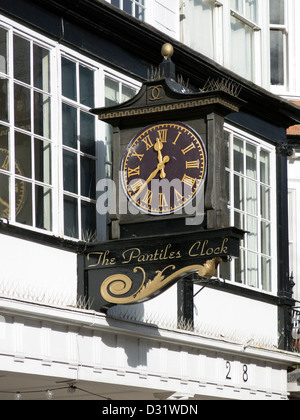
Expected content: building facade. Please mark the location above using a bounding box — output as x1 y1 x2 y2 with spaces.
0 0 300 400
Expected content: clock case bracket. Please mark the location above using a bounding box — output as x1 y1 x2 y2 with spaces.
91 52 246 239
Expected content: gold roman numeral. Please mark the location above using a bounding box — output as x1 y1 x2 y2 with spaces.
132 150 144 162
129 179 144 193
142 190 153 206
158 129 168 143
182 174 196 188
128 166 141 177
186 160 200 169
174 189 184 204
172 132 182 146
159 193 169 209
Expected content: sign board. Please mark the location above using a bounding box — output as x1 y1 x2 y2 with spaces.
81 227 244 312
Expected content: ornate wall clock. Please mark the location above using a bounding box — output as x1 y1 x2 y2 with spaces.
0 148 26 219
121 122 207 215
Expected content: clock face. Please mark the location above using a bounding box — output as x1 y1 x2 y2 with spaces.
0 148 26 219
121 122 207 215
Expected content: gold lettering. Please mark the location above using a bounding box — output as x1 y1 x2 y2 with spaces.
189 238 229 258
122 248 141 264
220 238 229 254
87 251 116 267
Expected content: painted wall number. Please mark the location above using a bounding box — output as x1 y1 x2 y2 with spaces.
226 362 249 383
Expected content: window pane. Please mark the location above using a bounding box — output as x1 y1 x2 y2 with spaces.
0 78 9 122
62 58 77 101
245 0 257 22
233 137 244 173
35 185 52 231
260 150 270 185
247 252 258 288
234 175 244 210
80 66 94 108
34 138 51 184
15 131 32 179
0 28 8 74
261 185 270 220
13 35 30 85
16 180 32 226
181 0 214 59
270 0 285 24
62 103 77 148
246 179 257 215
270 30 284 85
111 0 120 7
63 150 77 194
34 92 51 138
105 77 119 107
231 16 253 80
261 221 271 256
64 195 78 238
247 216 258 251
235 249 245 284
0 172 10 219
231 0 257 22
81 201 96 240
33 45 50 92
136 4 145 20
123 0 132 15
122 85 136 103
14 84 31 131
81 156 96 199
246 143 257 179
80 111 95 155
262 257 272 292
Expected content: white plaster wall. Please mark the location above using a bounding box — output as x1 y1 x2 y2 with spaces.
151 0 180 40
194 286 278 347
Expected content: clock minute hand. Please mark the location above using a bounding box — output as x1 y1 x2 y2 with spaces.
131 156 170 203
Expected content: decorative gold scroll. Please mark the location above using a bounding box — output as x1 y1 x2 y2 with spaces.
100 257 222 305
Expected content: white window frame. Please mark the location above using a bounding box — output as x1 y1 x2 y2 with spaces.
105 0 147 21
0 19 58 235
227 0 261 84
222 123 278 295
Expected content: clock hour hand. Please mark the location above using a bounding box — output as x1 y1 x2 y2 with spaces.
154 138 168 179
131 156 170 203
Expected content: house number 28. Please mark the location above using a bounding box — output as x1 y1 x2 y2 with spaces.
226 362 249 383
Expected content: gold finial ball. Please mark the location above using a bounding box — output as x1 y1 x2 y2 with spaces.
161 43 174 60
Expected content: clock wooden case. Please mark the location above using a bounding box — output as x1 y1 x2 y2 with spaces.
91 49 244 240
